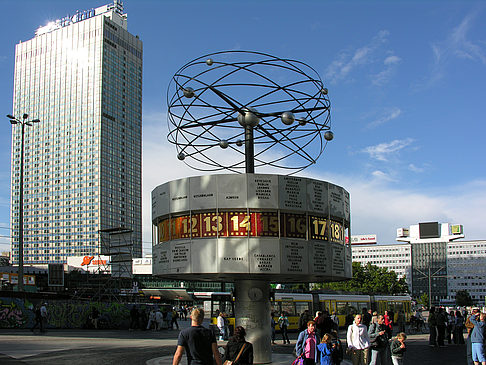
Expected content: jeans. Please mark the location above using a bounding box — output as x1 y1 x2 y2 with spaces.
391 356 403 365
369 348 390 365
429 325 437 346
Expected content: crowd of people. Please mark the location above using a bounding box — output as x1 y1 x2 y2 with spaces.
129 304 190 331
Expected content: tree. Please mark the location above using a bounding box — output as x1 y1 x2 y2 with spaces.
455 290 473 307
417 293 429 308
313 262 409 294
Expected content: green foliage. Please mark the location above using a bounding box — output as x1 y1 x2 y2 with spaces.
313 262 409 295
417 293 429 308
455 290 473 307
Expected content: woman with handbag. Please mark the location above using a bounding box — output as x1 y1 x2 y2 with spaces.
295 320 321 365
223 326 253 364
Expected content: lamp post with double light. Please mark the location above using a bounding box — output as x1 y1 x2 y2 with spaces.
7 113 40 291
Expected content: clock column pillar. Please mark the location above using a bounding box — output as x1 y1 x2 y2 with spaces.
234 279 271 364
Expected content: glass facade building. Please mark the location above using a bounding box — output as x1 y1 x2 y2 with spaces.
10 1 142 265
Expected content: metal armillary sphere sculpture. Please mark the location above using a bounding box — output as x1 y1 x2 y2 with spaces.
167 50 333 174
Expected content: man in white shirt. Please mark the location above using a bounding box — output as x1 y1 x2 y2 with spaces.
347 314 371 365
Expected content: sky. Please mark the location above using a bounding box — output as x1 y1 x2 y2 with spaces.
0 0 485 255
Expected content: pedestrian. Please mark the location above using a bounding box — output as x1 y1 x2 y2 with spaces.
90 306 99 329
172 307 222 365
278 312 290 344
224 326 253 365
446 310 455 344
428 306 438 347
317 333 334 365
299 310 311 332
172 308 180 330
453 310 465 344
346 314 371 365
155 308 164 330
139 308 148 330
217 312 225 341
165 308 172 330
330 330 344 365
469 312 486 365
437 307 447 347
396 310 406 334
146 309 156 330
362 308 372 329
295 320 320 365
39 303 48 332
129 305 139 331
368 314 390 365
390 332 407 365
331 311 339 331
31 304 44 333
384 310 393 338
466 308 481 365
271 313 276 345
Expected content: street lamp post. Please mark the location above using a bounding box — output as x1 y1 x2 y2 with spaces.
7 113 40 291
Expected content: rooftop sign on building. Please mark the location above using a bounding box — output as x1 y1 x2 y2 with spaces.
351 234 377 245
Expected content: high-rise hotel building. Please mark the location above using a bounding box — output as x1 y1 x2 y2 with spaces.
10 1 142 265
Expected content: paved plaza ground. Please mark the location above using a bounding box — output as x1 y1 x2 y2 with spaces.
0 321 467 365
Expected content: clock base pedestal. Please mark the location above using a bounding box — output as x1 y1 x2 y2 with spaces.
235 279 271 364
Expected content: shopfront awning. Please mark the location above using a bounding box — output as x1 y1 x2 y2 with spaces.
140 288 193 301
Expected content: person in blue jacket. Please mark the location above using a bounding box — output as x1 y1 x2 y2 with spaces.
317 333 335 365
469 312 486 365
296 321 321 365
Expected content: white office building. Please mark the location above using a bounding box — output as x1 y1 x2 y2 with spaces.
352 223 486 305
10 1 143 265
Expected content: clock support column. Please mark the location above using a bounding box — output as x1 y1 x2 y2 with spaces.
234 279 271 364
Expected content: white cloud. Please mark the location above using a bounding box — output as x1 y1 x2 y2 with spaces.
306 171 486 244
361 138 414 162
421 11 485 88
372 55 401 86
367 107 402 128
408 163 426 173
325 30 390 83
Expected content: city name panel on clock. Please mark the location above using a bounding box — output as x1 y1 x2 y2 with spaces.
151 174 352 282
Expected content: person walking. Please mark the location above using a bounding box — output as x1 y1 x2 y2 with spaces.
155 308 164 331
362 308 372 329
428 307 438 347
453 310 465 344
278 312 290 344
317 333 335 365
330 330 344 365
271 313 276 345
31 304 44 333
129 305 139 331
346 314 371 365
295 320 321 365
390 332 407 365
469 312 486 365
171 308 180 330
146 309 156 330
396 310 406 334
437 307 447 347
368 314 391 365
224 326 253 365
172 307 222 365
217 312 225 341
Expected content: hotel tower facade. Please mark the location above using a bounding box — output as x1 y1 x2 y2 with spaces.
10 1 142 265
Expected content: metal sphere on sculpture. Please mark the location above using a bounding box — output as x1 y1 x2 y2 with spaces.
324 131 334 141
182 87 195 98
281 111 295 126
219 139 229 149
167 50 333 173
237 107 260 127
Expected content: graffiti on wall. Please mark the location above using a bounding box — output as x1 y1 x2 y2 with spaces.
0 297 131 329
0 298 34 328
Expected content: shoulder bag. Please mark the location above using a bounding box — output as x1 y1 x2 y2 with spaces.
223 343 246 365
